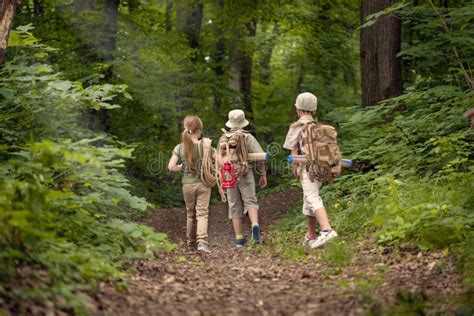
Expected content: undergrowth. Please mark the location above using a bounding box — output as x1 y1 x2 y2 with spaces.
0 27 174 314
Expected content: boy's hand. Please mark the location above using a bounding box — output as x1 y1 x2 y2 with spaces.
259 175 267 188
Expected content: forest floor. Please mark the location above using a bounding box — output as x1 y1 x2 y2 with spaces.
91 188 467 315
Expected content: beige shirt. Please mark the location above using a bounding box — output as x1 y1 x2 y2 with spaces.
283 115 315 152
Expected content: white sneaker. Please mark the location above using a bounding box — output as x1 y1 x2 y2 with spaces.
310 230 338 249
303 234 317 247
196 242 210 253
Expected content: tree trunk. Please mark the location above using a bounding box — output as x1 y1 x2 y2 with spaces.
240 18 256 116
212 0 225 110
103 0 119 60
165 0 172 32
0 0 19 67
33 0 42 15
175 0 204 114
258 23 279 85
74 0 119 133
229 17 256 120
176 0 203 52
360 0 402 106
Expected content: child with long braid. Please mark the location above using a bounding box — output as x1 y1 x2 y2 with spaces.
168 115 214 253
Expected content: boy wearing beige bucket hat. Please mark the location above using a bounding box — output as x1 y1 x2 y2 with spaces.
283 92 338 249
219 109 267 247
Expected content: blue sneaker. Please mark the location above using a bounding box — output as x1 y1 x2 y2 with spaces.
251 225 261 244
234 236 247 248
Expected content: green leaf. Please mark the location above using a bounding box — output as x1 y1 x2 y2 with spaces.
0 88 15 98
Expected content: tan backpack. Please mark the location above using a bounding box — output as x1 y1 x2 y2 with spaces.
219 129 249 175
301 121 342 183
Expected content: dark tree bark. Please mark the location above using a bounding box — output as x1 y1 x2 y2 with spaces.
74 0 119 60
176 0 203 52
258 23 279 85
74 0 119 132
212 0 225 110
360 0 402 106
103 0 119 60
165 0 172 32
175 0 204 114
296 60 305 93
229 16 257 120
0 0 19 67
240 18 256 116
33 0 42 15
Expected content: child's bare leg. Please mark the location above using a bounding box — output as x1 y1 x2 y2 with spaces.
232 218 243 236
315 207 331 231
247 207 258 225
307 215 317 236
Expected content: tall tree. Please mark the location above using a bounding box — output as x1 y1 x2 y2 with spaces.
229 14 256 120
165 0 173 32
176 0 203 53
212 0 225 110
0 0 19 66
360 0 402 106
258 23 279 85
73 0 119 60
175 0 204 113
103 0 119 60
73 0 120 132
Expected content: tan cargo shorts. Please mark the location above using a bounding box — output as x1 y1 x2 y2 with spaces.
226 171 259 219
301 170 325 217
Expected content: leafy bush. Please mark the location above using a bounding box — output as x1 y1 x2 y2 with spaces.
0 27 173 313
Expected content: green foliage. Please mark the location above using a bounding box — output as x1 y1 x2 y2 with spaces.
6 0 472 312
265 204 307 261
374 291 427 316
321 240 353 267
321 84 473 254
0 28 173 313
269 1 474 298
13 0 361 206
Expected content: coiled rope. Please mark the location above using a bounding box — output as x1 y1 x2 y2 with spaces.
200 138 227 202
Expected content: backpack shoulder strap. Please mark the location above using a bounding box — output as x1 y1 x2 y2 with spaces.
290 121 304 129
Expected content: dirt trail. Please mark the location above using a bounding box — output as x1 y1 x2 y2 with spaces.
92 188 465 315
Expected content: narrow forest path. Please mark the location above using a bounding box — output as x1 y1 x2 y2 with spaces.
91 188 465 315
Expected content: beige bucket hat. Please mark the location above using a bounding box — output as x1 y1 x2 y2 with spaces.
295 92 317 112
226 109 249 129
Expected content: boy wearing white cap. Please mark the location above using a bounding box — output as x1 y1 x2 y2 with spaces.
219 109 267 247
283 92 338 249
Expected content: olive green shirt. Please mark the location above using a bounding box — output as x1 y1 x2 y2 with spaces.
172 142 217 184
172 143 203 184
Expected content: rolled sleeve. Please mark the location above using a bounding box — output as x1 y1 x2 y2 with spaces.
283 126 302 150
245 134 264 153
172 144 181 161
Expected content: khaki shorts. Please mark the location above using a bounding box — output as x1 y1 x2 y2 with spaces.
301 170 325 217
227 171 259 219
